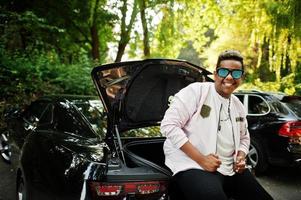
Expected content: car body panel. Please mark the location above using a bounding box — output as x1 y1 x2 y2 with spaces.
234 91 301 170
5 96 109 199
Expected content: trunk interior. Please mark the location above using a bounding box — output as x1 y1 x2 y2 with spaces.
105 137 171 186
123 138 172 176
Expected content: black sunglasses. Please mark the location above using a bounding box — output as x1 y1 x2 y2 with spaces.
216 68 244 79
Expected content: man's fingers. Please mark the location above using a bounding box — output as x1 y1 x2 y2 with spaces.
234 160 246 173
209 154 221 166
212 154 219 159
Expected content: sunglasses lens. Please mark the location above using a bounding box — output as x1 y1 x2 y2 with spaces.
232 70 243 79
217 68 229 78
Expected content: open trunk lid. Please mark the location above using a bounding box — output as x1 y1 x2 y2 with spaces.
91 59 212 133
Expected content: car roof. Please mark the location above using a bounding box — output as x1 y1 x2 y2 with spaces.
235 90 287 99
37 95 99 103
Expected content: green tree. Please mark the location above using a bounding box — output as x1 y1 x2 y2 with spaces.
115 0 139 62
0 0 116 63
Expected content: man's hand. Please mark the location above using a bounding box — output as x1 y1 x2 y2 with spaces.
200 154 222 172
233 151 246 173
180 142 221 172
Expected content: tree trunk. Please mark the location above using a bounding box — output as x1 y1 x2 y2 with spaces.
139 0 150 57
115 0 139 62
115 41 128 62
90 24 100 60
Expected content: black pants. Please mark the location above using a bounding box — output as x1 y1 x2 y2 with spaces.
170 169 273 200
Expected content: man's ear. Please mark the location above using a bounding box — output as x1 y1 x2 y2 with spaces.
213 70 217 79
241 73 246 80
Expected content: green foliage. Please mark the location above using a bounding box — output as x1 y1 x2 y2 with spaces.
241 71 301 96
151 2 186 58
2 0 301 132
240 80 281 94
0 9 63 52
177 41 202 65
123 126 162 138
0 45 96 111
0 0 116 63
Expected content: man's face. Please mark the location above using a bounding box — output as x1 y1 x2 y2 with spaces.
214 59 243 98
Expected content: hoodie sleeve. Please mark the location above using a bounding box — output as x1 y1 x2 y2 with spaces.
160 83 201 149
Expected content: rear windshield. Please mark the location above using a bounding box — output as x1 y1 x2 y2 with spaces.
270 100 289 115
282 97 301 118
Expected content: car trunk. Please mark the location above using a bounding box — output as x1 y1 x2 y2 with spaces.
93 138 170 200
90 59 212 198
123 138 171 176
103 136 171 181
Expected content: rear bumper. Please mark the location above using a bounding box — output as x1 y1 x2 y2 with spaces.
287 143 301 164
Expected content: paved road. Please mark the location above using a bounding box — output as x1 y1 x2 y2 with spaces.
0 159 300 200
256 166 301 200
0 159 15 200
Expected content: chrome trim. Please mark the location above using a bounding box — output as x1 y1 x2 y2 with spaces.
245 94 271 116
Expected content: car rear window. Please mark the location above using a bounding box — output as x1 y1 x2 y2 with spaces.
269 101 289 115
282 97 301 118
248 95 269 114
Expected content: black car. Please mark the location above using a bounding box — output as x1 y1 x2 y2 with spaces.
234 90 301 174
1 59 212 200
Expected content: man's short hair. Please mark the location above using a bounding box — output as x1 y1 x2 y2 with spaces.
216 50 244 70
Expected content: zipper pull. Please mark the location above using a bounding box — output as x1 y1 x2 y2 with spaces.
217 104 222 132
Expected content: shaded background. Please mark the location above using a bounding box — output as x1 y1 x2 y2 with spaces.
1 1 301 120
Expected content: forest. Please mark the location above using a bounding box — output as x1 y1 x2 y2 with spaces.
1 0 301 123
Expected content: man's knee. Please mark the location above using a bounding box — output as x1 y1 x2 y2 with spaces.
171 169 227 200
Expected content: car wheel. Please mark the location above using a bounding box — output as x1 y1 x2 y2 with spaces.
247 137 268 175
17 173 27 200
0 130 11 163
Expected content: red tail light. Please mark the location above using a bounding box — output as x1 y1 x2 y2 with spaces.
89 181 168 199
278 121 301 137
97 185 122 196
137 183 160 194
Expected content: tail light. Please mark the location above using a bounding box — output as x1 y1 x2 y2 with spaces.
279 121 301 137
89 181 168 199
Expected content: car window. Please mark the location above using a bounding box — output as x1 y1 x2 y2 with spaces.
73 100 107 138
39 104 53 124
23 102 49 123
123 126 162 138
235 94 244 104
270 101 289 115
248 95 269 114
53 103 96 138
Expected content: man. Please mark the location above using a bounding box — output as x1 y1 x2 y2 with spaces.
161 50 273 200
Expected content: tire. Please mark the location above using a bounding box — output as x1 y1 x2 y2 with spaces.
0 130 11 163
247 137 269 176
16 172 27 200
